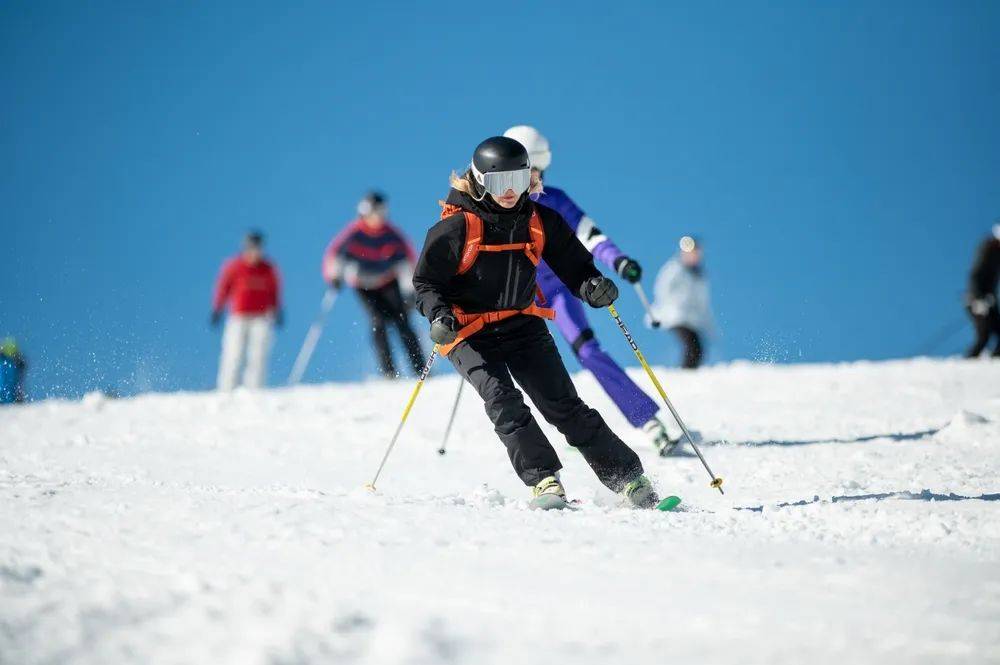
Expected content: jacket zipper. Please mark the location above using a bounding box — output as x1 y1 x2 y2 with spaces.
501 226 515 308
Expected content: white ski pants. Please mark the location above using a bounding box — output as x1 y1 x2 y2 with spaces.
217 313 274 390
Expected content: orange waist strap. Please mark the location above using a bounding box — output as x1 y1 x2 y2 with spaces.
477 242 541 265
440 303 555 356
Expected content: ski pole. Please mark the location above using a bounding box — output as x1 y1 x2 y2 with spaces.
914 315 966 357
607 304 724 494
437 379 464 456
287 289 338 385
365 344 440 491
633 283 661 328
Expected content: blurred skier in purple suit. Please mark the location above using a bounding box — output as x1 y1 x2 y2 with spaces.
503 125 683 456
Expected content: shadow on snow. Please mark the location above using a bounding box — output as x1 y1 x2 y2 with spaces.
700 428 941 448
736 489 1000 512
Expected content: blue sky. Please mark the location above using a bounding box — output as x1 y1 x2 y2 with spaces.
3 1 998 398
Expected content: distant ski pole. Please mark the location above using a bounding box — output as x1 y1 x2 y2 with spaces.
287 289 338 385
607 304 724 494
914 315 966 356
438 379 464 456
365 345 440 491
632 283 661 328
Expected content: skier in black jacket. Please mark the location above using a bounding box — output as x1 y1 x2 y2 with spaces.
413 136 661 510
965 224 1000 358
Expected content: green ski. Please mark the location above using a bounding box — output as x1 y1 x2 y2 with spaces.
656 495 682 511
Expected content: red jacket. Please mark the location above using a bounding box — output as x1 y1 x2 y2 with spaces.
213 256 282 315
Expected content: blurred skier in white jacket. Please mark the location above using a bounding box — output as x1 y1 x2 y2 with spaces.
647 236 713 369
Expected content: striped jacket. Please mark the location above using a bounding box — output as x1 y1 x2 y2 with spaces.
322 218 416 290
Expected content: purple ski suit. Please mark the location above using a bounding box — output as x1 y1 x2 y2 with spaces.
533 186 659 428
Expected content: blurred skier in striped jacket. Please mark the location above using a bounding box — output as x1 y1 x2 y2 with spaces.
323 191 424 378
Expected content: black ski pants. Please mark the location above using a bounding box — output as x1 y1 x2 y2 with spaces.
357 281 425 378
673 325 704 369
966 304 1000 358
448 316 644 490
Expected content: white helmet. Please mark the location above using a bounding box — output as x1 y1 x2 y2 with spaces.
503 125 551 171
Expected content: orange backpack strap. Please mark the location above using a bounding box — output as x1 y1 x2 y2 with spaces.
438 201 464 220
437 205 553 356
456 212 482 275
525 208 545 265
439 302 556 356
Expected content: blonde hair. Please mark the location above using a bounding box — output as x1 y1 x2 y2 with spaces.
449 169 479 197
448 168 543 200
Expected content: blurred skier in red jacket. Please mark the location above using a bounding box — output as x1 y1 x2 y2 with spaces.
211 231 283 390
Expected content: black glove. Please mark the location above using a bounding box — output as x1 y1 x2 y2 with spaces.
614 256 642 284
430 315 459 345
274 308 285 328
210 310 223 328
330 277 343 291
579 276 619 308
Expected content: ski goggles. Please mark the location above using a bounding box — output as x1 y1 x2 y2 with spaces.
357 199 388 217
472 164 532 197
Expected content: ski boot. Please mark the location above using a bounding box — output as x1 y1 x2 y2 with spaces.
642 418 681 457
529 475 569 511
624 476 683 511
623 475 660 509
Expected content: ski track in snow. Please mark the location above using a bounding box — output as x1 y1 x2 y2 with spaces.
2 357 999 664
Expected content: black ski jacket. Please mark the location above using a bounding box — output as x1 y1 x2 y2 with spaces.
968 238 1000 299
413 188 600 323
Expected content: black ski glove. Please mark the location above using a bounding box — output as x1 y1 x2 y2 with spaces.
579 276 619 308
330 276 343 291
274 308 285 328
614 256 642 284
430 315 459 345
210 310 223 328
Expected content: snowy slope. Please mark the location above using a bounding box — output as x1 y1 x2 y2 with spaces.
2 358 999 664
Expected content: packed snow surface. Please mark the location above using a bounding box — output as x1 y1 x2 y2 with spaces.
2 357 999 664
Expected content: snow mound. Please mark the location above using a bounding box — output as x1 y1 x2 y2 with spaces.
2 357 999 664
935 409 997 450
945 409 990 428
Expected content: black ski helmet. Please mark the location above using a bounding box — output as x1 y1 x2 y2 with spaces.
365 189 389 205
362 190 387 207
472 136 531 174
245 230 264 247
